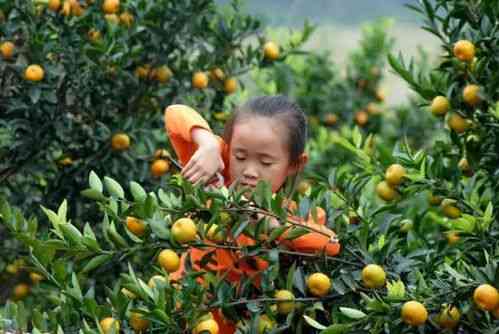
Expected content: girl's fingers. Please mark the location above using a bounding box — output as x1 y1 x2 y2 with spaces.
183 163 201 179
181 156 198 176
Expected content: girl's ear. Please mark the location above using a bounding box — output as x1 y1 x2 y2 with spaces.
288 153 309 175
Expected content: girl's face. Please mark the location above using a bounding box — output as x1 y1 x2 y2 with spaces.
228 115 301 193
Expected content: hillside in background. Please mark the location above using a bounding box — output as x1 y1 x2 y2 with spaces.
220 0 440 105
217 0 417 26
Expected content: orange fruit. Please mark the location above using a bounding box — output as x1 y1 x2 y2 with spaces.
24 65 45 82
171 218 197 244
361 264 386 289
88 29 102 43
375 88 385 102
430 96 450 116
100 317 120 334
111 133 130 151
0 41 15 60
323 113 338 126
258 315 274 334
12 283 30 300
446 231 460 245
307 273 331 297
458 157 470 173
48 0 61 12
193 319 219 334
297 180 310 195
154 149 170 159
148 275 167 289
354 110 369 126
104 13 119 24
447 113 469 133
209 67 225 81
473 284 499 311
206 224 224 243
126 216 146 237
223 77 238 94
70 0 84 16
385 164 406 186
6 264 18 274
119 11 134 27
135 65 152 79
153 65 173 83
157 249 180 273
453 40 475 62
30 272 44 284
102 0 119 14
150 159 170 177
60 0 71 16
263 41 279 61
192 71 209 89
366 102 381 115
129 312 149 333
441 200 461 219
462 84 481 106
376 181 398 202
401 301 428 326
275 290 295 314
436 305 460 329
428 193 442 206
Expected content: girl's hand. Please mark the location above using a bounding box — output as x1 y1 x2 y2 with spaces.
181 128 225 185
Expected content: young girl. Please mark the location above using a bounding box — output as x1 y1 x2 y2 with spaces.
164 95 340 332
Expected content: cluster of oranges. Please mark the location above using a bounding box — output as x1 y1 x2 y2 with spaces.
375 163 406 202
3 259 45 302
429 40 479 133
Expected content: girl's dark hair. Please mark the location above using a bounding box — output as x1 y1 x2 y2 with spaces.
223 95 307 165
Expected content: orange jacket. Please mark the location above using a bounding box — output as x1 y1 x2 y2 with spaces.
164 104 340 280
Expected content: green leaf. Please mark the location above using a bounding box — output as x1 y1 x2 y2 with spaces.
89 171 103 193
268 226 287 242
352 126 362 148
303 315 327 330
80 189 107 201
283 227 309 240
107 222 129 248
57 200 68 223
59 223 83 246
149 216 170 240
320 324 351 334
130 181 147 202
104 176 125 199
339 307 366 319
81 254 113 274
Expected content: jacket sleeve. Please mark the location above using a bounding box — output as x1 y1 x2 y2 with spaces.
163 104 212 167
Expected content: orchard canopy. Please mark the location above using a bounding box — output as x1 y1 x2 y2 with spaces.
0 0 498 333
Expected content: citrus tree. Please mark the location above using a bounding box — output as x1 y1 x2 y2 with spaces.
0 0 308 218
0 0 311 307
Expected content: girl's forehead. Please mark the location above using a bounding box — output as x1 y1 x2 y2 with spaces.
231 116 289 151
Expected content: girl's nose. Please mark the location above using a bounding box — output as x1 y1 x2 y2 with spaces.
242 164 258 179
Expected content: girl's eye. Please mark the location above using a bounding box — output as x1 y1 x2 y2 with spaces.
235 156 245 161
261 161 272 166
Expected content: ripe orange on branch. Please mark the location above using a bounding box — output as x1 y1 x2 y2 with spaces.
102 0 120 14
0 41 15 60
25 65 45 82
453 40 475 62
263 41 279 61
